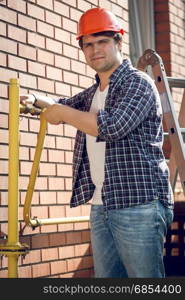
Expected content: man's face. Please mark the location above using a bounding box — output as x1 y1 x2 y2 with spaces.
82 34 122 73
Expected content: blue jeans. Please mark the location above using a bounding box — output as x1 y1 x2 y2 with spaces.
90 200 173 278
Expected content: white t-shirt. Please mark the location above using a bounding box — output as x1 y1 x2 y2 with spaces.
86 85 109 205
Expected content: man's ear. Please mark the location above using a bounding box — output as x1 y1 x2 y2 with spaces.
117 39 123 53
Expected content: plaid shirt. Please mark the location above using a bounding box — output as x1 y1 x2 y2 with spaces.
58 59 173 210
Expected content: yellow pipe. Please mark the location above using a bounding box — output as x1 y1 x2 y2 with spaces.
23 112 47 226
7 78 20 277
23 106 90 228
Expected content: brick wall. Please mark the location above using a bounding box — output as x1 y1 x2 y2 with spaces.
0 0 129 278
154 0 185 199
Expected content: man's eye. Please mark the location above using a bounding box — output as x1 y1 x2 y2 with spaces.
98 39 109 44
83 43 92 49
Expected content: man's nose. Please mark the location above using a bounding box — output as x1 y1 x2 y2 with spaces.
92 42 101 53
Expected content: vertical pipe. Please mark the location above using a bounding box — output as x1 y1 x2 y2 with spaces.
7 78 20 277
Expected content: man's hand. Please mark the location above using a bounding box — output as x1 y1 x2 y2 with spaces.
42 104 64 125
20 94 36 106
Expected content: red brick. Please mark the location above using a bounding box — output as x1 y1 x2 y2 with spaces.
29 118 40 132
0 68 18 83
59 245 75 259
40 224 58 234
0 21 6 36
71 60 86 75
19 266 32 278
0 114 8 128
0 129 8 143
0 269 8 278
57 191 72 204
55 82 71 97
74 243 90 257
48 177 65 191
0 206 8 221
8 25 26 43
8 55 27 72
56 137 72 150
48 149 64 163
37 0 53 10
37 21 54 38
65 205 81 218
62 17 77 33
20 161 32 175
38 49 54 65
71 86 84 96
44 135 56 149
50 260 67 275
19 73 37 89
18 14 36 32
63 44 78 59
46 38 62 54
27 3 45 21
0 175 8 190
55 55 70 70
39 162 56 176
28 61 46 77
7 0 26 13
55 28 71 43
18 44 37 60
66 232 82 245
82 256 93 269
70 8 83 22
20 132 37 146
40 191 57 204
32 262 50 277
35 177 48 190
28 32 45 48
62 0 77 8
81 230 91 243
49 232 66 247
74 222 89 230
64 151 73 164
77 0 91 12
57 164 72 177
49 205 65 218
19 176 29 190
0 6 17 24
46 66 62 81
58 223 73 232
46 10 62 27
64 124 77 137
32 234 50 249
0 37 17 55
22 249 41 265
0 84 8 99
54 1 69 17
0 145 8 159
79 75 93 88
63 71 78 85
38 77 55 93
65 178 72 190
42 247 59 261
67 257 81 272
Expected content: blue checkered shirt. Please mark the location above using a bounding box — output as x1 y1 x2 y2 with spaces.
58 59 173 210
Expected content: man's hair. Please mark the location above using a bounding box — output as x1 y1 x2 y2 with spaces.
78 31 123 49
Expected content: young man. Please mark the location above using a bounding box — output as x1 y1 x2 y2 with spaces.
21 7 174 277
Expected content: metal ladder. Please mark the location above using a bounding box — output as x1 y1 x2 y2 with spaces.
137 49 185 195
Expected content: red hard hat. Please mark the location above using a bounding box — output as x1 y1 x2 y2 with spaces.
76 7 124 40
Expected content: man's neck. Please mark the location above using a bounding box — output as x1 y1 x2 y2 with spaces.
98 60 122 91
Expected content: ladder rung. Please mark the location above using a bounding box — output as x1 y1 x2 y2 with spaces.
167 77 185 88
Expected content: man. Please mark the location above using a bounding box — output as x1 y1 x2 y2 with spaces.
21 7 173 277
